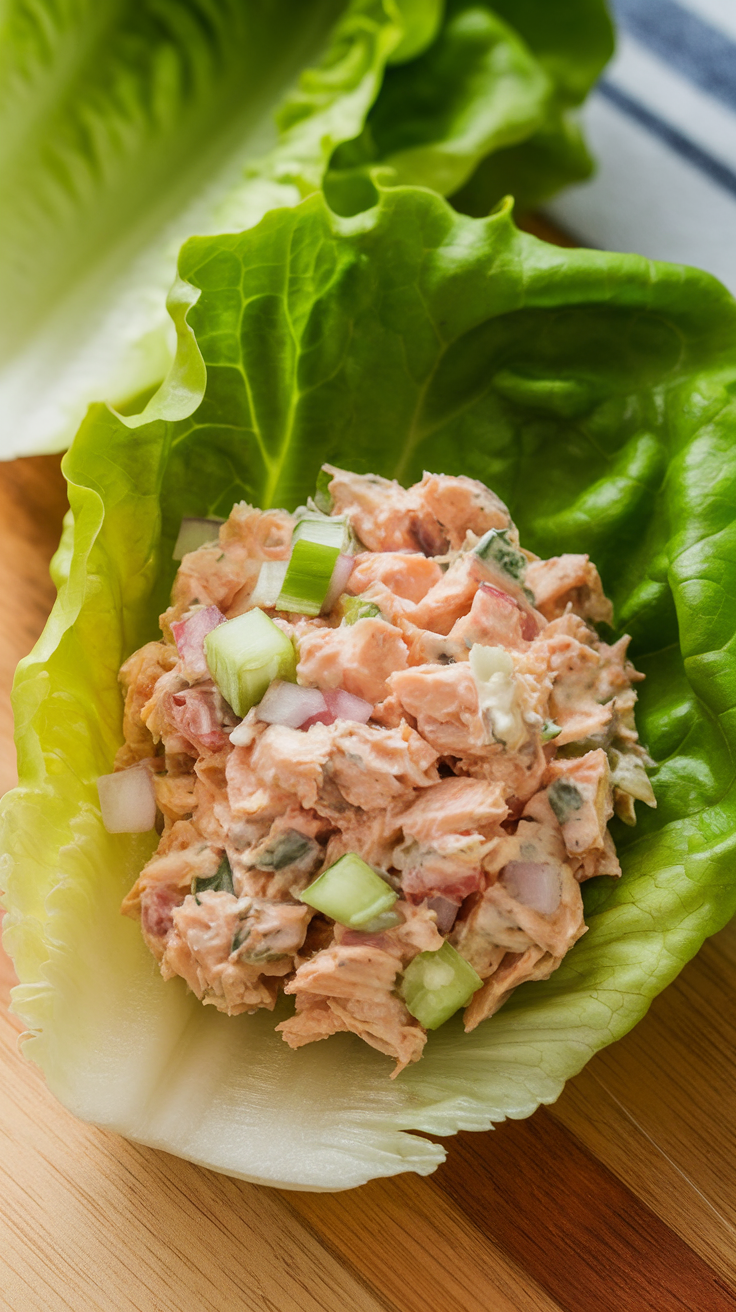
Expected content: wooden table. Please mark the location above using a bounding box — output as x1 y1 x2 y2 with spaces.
2 452 736 1312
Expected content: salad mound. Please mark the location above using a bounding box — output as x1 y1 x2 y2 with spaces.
112 464 654 1076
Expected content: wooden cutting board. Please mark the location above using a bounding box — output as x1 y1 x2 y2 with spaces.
2 450 736 1312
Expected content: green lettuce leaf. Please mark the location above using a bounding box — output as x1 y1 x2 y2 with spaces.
0 0 611 460
325 0 613 215
7 185 734 1191
0 0 431 461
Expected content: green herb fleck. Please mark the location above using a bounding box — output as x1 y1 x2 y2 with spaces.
192 853 234 901
548 778 583 825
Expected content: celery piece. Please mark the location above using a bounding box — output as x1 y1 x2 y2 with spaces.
293 512 348 552
204 607 296 717
339 595 381 625
300 853 397 928
401 941 482 1030
541 719 561 743
276 538 340 616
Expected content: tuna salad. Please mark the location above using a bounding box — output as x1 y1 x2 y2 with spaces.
100 466 656 1076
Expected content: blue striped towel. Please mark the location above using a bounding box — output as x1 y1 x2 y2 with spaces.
546 0 736 292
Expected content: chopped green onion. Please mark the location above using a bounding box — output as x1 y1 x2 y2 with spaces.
541 719 561 743
313 468 334 514
339 595 382 625
250 559 289 608
192 854 234 900
299 852 397 928
293 513 349 552
474 527 527 583
401 941 482 1030
204 608 296 717
276 538 340 616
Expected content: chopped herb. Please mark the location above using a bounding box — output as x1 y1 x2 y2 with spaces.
548 778 584 825
192 853 234 900
253 830 318 871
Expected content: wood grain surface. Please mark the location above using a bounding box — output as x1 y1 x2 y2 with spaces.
2 449 736 1312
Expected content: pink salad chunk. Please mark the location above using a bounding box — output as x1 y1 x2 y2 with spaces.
112 465 655 1077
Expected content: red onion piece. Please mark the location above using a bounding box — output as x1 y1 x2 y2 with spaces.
501 860 561 914
97 766 156 833
256 681 328 729
427 896 460 935
171 605 226 677
255 680 374 730
402 866 483 904
169 686 235 751
478 582 538 641
323 689 372 724
321 553 355 615
172 517 224 561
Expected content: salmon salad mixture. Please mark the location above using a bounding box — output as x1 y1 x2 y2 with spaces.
102 465 656 1076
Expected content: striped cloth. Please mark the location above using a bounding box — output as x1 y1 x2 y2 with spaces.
546 0 736 292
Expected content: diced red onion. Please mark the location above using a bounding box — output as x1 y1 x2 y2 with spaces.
172 517 224 561
251 559 289 608
403 866 483 904
479 582 516 606
171 605 226 677
97 766 156 833
254 680 374 730
323 689 372 724
427 896 460 935
256 681 328 729
478 582 538 641
321 553 355 615
501 860 561 914
169 686 234 751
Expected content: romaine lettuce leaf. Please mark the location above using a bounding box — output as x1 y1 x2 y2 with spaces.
0 0 612 460
7 185 733 1191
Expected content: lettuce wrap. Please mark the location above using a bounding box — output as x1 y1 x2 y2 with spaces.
0 0 613 459
3 186 735 1191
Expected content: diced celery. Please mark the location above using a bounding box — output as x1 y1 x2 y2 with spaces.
339 595 381 625
401 941 482 1029
276 538 340 616
299 853 397 928
541 719 561 743
204 608 296 717
293 512 348 552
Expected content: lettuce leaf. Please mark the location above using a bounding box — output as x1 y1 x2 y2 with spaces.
0 0 611 460
7 185 734 1191
326 0 613 216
